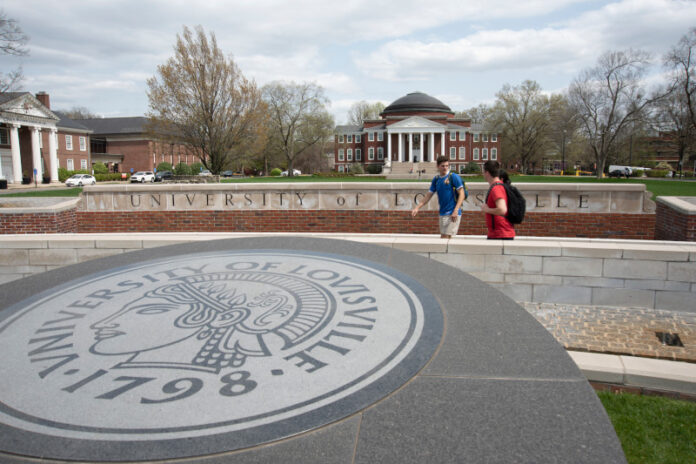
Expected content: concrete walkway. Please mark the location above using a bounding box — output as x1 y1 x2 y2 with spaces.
522 302 696 399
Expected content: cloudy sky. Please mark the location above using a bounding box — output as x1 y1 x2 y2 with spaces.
3 0 695 124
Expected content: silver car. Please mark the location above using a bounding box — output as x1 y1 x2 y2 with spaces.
65 174 96 187
130 171 155 183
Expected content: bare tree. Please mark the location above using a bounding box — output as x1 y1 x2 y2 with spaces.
262 81 334 177
347 101 385 125
60 106 101 119
146 26 268 174
457 104 491 124
568 49 664 177
652 85 695 174
664 28 696 132
548 94 582 172
489 80 552 173
0 9 29 92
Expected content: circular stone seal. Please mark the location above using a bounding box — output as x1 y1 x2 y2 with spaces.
0 250 442 461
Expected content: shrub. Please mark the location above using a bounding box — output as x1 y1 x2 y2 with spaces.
629 169 644 177
156 162 173 173
174 162 192 175
312 171 356 178
646 169 669 178
270 168 282 176
190 162 205 174
348 163 364 174
58 167 71 182
95 173 126 182
92 162 108 175
366 164 382 174
463 162 481 174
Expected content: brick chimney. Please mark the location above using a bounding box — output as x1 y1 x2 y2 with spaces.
36 91 50 109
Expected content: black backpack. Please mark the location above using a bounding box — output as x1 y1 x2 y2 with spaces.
486 181 525 225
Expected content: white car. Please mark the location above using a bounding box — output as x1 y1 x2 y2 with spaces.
198 169 212 176
280 169 301 176
65 174 96 187
130 171 155 183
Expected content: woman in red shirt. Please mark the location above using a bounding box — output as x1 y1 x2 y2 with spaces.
481 161 515 240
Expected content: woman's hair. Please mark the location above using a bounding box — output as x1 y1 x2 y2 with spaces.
483 160 510 184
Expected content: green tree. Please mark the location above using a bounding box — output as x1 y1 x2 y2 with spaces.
156 162 173 173
92 162 108 174
174 162 191 175
262 81 335 177
146 26 268 175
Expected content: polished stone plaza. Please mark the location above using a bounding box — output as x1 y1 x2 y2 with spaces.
0 237 626 463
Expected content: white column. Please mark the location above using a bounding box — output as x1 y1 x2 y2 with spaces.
429 131 435 162
441 131 446 159
49 129 59 183
31 126 42 182
387 132 392 162
419 132 424 161
10 124 22 184
408 133 413 162
398 132 403 163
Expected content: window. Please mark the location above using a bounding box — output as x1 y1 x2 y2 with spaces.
449 131 456 141
491 148 497 160
483 134 488 142
368 147 374 160
473 148 479 160
482 148 488 160
65 135 73 150
338 149 344 161
473 133 479 142
338 165 345 173
81 159 87 170
449 147 456 160
492 133 498 142
356 148 361 161
459 147 466 160
368 132 374 142
338 134 344 143
355 134 361 143
67 159 74 170
377 132 383 141
79 136 87 151
377 147 384 160
460 132 465 141
347 135 353 143
347 148 353 161
0 127 8 145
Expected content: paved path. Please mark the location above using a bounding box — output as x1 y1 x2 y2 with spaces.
522 302 696 363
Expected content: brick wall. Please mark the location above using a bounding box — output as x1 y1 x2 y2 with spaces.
655 202 696 241
74 210 655 239
0 209 77 234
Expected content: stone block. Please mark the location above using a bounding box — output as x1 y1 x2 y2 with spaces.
621 244 690 261
603 259 667 280
543 257 603 277
567 352 624 384
505 273 563 285
77 248 124 262
655 291 696 313
485 255 542 274
667 262 696 282
0 249 29 265
489 283 532 302
561 242 622 259
0 239 47 249
28 249 77 266
562 276 625 288
95 240 143 249
430 253 486 272
502 241 562 256
0 265 46 274
48 239 96 249
621 356 696 395
592 288 654 308
532 285 592 305
393 238 448 253
624 279 691 291
447 239 503 255
468 271 505 283
0 274 22 284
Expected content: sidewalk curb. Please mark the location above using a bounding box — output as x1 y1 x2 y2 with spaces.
568 350 696 396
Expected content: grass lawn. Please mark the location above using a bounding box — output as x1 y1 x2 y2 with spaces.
598 391 696 464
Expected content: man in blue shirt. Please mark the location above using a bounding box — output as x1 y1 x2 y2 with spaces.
411 156 466 238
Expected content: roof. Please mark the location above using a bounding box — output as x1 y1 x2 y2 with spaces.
382 92 453 116
53 111 93 132
0 92 29 105
335 125 362 133
75 117 148 135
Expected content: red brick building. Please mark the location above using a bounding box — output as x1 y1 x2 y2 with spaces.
334 92 500 173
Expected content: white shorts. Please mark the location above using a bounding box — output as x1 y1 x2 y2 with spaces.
439 214 461 236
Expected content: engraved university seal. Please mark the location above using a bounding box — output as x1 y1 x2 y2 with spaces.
0 250 442 460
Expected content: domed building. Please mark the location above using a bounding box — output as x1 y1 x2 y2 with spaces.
334 92 500 175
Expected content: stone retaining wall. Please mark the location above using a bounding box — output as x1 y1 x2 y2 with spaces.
656 197 696 242
1 233 693 312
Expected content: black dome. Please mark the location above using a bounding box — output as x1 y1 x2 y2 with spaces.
382 92 453 115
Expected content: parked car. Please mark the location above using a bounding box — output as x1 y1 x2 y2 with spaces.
65 174 96 187
154 171 173 182
131 171 155 183
280 169 301 176
198 169 212 176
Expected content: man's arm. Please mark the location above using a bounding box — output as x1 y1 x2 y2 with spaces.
411 191 434 217
450 187 465 221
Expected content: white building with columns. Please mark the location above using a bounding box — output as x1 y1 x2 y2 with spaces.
334 92 500 174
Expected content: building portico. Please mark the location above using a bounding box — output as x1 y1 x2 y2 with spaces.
1 93 60 184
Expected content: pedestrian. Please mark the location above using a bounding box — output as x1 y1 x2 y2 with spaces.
481 160 515 240
411 155 465 239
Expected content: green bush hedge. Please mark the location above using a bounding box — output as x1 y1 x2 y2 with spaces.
312 172 356 178
463 162 481 174
270 168 282 176
365 164 382 174
95 173 128 182
348 163 364 174
174 162 192 175
646 169 669 178
157 162 173 173
92 162 108 175
58 169 90 182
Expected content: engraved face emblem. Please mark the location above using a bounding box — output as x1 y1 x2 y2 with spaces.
0 250 442 461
